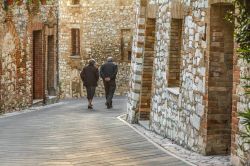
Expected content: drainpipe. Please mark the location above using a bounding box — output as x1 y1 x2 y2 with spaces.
56 0 59 98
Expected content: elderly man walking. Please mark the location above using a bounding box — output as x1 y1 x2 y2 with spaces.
80 59 99 109
100 57 118 109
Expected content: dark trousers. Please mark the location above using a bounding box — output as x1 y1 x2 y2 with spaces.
103 80 116 106
85 86 96 100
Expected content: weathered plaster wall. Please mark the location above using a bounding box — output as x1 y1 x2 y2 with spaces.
58 0 135 98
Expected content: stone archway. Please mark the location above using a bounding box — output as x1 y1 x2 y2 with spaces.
207 3 234 155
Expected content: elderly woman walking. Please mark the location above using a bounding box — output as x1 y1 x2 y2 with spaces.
80 59 99 109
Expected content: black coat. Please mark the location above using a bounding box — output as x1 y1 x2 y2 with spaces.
80 65 99 87
100 62 118 81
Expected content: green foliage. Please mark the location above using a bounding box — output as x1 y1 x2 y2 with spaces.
230 0 250 144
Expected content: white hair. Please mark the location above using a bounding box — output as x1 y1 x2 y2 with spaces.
107 57 113 62
88 59 96 65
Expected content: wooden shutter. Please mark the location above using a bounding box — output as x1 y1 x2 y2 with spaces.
71 29 80 56
72 0 80 5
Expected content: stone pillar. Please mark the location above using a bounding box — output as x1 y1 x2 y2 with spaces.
127 0 148 123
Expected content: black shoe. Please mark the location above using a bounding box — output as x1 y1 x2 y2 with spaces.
106 103 112 109
88 105 93 109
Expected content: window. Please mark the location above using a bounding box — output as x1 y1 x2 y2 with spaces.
120 29 132 61
71 28 80 56
168 19 183 87
72 0 80 5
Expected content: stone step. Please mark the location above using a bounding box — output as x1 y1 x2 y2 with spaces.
45 96 59 105
32 99 44 107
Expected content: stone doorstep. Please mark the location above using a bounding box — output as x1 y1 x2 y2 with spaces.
32 96 58 107
46 96 59 105
32 99 44 107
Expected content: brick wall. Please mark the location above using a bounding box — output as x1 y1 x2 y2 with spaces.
168 18 182 87
139 17 156 120
207 3 234 155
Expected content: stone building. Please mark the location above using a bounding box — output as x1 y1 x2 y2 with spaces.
58 0 135 98
127 0 250 165
0 1 59 114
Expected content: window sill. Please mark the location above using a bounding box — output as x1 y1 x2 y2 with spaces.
69 55 81 59
166 87 180 96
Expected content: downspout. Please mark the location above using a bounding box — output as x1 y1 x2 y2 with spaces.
56 0 59 98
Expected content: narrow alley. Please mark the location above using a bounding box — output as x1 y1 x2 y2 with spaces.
0 0 249 165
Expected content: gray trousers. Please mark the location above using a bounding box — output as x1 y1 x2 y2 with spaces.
103 80 116 105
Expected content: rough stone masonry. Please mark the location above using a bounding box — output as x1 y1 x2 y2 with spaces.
0 1 58 114
58 0 135 98
127 0 250 165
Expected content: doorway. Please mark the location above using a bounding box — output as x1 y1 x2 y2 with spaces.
33 30 44 100
47 35 56 96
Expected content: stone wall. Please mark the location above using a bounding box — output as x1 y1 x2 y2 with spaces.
232 57 250 166
58 0 135 98
0 2 58 114
127 0 249 165
150 0 207 154
151 0 237 155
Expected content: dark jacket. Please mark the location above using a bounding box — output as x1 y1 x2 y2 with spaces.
100 62 118 81
80 65 99 87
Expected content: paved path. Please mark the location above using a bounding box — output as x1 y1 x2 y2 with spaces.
0 97 189 166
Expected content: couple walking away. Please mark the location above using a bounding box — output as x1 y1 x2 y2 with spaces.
80 57 118 109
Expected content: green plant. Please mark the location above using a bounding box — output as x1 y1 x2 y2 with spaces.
239 110 250 144
227 0 250 145
232 0 250 144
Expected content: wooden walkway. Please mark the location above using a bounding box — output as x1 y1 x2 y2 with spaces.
0 97 189 166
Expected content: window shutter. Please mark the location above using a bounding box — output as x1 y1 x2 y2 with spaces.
71 29 80 56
